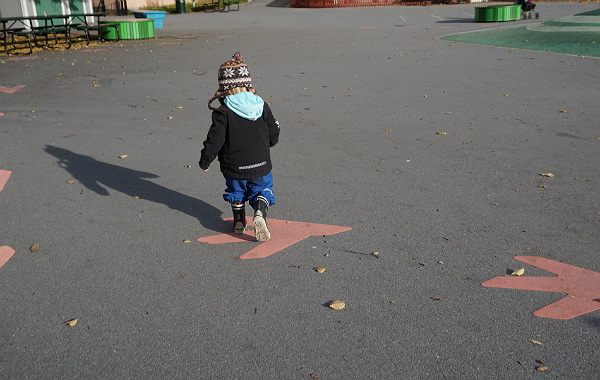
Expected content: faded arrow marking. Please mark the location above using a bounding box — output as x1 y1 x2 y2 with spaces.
198 217 351 259
482 256 600 319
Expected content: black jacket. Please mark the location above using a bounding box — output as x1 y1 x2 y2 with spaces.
199 102 279 180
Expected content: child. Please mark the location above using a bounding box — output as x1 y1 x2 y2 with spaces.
199 52 280 242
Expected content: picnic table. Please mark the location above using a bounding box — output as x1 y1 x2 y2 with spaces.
0 12 118 55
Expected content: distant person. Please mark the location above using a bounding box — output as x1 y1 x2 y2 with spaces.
200 52 280 241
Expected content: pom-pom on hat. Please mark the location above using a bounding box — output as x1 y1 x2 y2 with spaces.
209 52 256 112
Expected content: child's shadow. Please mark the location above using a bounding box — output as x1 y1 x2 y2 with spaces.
45 145 231 233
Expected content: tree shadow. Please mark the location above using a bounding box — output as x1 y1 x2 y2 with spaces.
266 0 290 7
45 145 231 233
436 18 476 24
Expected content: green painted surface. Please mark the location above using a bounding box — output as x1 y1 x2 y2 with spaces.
35 0 64 24
442 8 600 57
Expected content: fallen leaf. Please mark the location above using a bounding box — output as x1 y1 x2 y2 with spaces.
167 116 174 120
310 374 319 380
436 132 447 135
540 173 554 178
329 300 345 310
560 110 568 113
118 155 128 159
536 366 549 372
511 268 525 276
254 308 258 315
431 297 444 301
491 203 499 206
175 106 183 109
538 185 547 189
132 196 139 199
315 267 326 273
60 318 78 327
183 240 191 243
29 244 39 252
66 180 75 184
528 339 542 345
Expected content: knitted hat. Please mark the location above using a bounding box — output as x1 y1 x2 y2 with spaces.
218 52 254 93
209 52 255 112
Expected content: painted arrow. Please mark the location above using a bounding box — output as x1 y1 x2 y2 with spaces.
482 256 600 319
0 85 26 94
0 170 11 192
0 246 16 269
198 217 351 259
0 170 15 270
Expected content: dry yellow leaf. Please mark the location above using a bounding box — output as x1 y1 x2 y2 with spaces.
167 116 174 120
60 318 78 326
118 155 128 159
536 366 548 372
528 339 542 345
132 196 139 199
315 267 326 274
329 300 345 310
29 244 39 252
436 132 447 135
540 173 554 178
511 268 525 276
66 180 75 184
538 185 547 189
176 106 183 109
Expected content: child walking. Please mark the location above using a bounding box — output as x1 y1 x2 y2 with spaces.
199 52 280 241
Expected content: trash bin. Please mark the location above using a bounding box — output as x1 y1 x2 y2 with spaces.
175 0 186 13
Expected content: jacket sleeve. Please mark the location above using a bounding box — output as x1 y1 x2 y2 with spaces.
199 109 227 170
263 104 280 147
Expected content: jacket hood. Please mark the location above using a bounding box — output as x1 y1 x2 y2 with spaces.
224 92 264 121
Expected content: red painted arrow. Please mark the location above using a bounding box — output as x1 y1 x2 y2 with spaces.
482 256 600 319
0 246 16 269
0 85 26 94
0 170 11 192
198 217 351 259
0 170 15 270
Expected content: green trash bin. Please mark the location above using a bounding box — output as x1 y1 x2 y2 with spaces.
176 0 186 13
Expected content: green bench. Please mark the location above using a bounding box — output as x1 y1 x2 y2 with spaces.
74 23 120 44
68 14 120 45
9 25 71 54
208 0 241 12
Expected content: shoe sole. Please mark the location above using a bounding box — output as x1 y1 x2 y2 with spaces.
233 222 246 234
253 214 270 242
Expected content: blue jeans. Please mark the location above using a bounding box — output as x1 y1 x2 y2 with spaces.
223 173 275 208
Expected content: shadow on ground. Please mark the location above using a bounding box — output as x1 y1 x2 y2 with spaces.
45 145 230 233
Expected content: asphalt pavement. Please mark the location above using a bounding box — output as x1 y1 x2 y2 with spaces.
1 2 599 379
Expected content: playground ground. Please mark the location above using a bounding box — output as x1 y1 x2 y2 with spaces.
1 2 599 379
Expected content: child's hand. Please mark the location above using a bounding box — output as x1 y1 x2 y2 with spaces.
203 168 209 172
